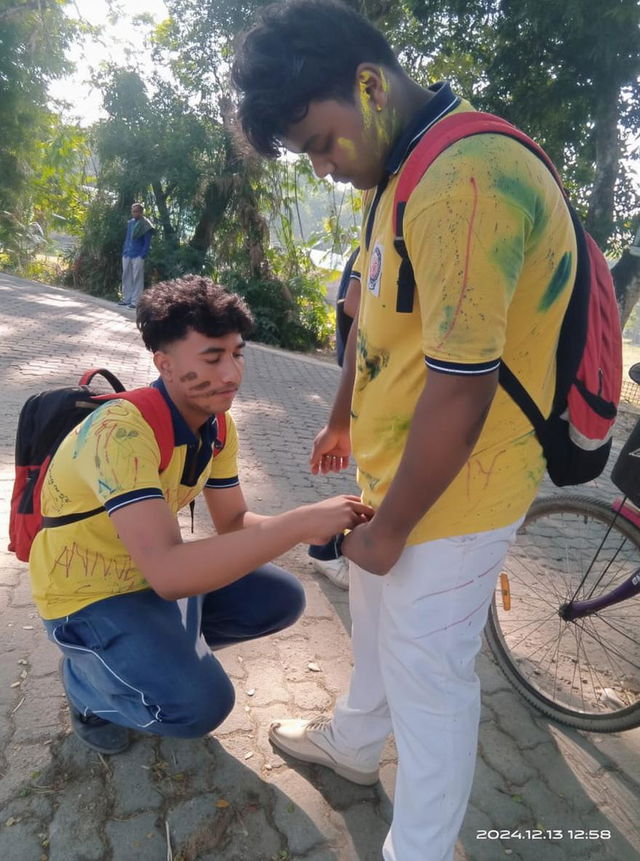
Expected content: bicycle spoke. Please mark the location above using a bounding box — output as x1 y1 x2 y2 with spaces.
580 616 635 708
486 496 640 729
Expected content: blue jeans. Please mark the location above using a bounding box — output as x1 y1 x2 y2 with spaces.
308 535 343 562
43 564 305 738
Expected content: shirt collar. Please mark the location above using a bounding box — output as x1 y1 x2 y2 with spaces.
151 377 217 448
385 81 461 175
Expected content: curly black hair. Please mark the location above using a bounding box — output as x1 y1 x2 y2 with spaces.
232 0 400 157
137 276 254 352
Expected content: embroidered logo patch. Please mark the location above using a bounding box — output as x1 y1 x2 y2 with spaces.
368 243 383 297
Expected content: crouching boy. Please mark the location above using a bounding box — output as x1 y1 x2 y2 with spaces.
29 275 371 754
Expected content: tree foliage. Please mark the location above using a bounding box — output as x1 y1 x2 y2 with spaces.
4 0 639 336
0 0 89 269
152 0 639 309
71 63 334 349
0 0 78 211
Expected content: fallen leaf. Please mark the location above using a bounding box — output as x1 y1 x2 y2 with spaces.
307 662 321 672
215 799 230 808
244 752 253 760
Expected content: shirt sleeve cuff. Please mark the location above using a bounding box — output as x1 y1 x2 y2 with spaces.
104 487 165 515
425 356 501 375
205 476 240 489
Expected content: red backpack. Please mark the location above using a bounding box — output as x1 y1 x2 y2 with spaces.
8 368 227 561
393 111 622 487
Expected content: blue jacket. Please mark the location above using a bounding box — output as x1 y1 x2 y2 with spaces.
122 218 154 258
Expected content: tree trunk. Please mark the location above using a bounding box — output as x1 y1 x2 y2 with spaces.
611 250 640 329
585 89 619 247
188 179 233 266
151 181 178 247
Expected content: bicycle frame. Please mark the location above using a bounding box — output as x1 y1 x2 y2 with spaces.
560 568 640 620
560 497 640 621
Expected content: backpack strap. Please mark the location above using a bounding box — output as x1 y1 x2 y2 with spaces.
392 111 568 314
95 387 174 471
392 110 584 434
39 387 174 532
214 412 227 455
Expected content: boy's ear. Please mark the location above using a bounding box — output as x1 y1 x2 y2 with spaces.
355 63 386 110
153 350 172 379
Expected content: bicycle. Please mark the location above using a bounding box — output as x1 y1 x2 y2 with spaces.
485 364 640 733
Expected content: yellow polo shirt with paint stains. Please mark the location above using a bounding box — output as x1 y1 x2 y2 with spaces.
352 84 576 543
29 380 239 619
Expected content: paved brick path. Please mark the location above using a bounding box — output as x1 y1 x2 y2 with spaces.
1 272 639 860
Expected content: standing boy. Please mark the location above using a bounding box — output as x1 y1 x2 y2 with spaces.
232 2 576 858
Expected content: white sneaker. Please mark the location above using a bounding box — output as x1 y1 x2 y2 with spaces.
310 556 349 590
269 716 379 785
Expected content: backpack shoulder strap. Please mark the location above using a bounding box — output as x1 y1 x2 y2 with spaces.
394 111 565 231
392 110 573 314
214 412 227 455
96 387 175 472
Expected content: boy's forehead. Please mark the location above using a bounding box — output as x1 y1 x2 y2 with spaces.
166 329 244 353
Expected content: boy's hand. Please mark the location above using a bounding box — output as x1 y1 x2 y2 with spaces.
310 426 351 474
301 494 373 545
341 520 406 576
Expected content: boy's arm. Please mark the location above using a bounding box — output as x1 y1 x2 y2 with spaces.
342 368 497 574
310 307 358 474
343 276 361 320
110 492 372 600
203 484 268 533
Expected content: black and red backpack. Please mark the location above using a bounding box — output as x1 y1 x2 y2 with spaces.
8 368 226 562
392 111 623 487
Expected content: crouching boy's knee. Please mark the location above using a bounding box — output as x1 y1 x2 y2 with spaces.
158 675 236 739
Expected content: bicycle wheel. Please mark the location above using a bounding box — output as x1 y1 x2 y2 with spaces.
485 495 640 732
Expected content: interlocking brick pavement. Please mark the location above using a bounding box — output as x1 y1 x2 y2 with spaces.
1 272 639 860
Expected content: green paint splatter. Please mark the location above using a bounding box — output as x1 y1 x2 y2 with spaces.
356 330 389 390
439 305 455 336
359 468 380 492
491 234 524 291
539 252 572 310
73 408 103 458
379 415 411 449
494 174 547 246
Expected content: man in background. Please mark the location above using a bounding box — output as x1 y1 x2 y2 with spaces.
119 202 154 309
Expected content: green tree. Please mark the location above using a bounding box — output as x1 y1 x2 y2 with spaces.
0 0 78 213
0 0 85 268
356 0 640 324
75 65 333 349
159 0 640 315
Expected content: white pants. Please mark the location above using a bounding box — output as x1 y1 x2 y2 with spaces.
328 520 521 861
121 255 145 305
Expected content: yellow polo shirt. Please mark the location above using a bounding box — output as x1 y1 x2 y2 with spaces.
29 382 239 619
352 87 576 543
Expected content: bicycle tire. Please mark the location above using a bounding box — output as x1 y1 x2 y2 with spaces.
485 494 640 732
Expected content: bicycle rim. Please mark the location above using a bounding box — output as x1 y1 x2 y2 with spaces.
486 495 640 732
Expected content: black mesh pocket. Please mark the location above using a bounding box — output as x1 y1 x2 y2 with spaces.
611 415 640 507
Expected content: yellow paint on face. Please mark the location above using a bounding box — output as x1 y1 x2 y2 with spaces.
359 82 374 130
336 137 357 162
357 69 396 157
